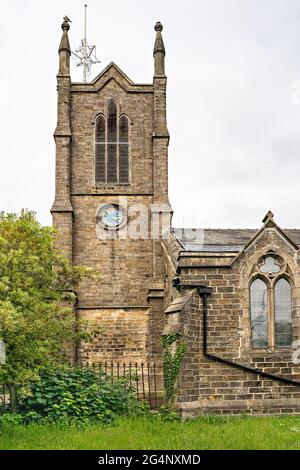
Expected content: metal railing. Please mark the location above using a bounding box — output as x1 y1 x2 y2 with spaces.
86 361 163 409
0 362 163 412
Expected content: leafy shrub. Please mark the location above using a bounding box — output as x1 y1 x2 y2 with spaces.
19 367 142 424
0 412 23 427
157 404 180 421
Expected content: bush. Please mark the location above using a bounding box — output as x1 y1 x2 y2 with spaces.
157 404 180 422
0 412 23 427
18 367 142 424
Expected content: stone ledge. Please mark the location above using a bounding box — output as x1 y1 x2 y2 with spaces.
51 201 73 213
176 399 300 418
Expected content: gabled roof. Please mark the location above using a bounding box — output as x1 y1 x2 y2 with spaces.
70 62 153 93
175 212 300 253
231 211 300 263
89 62 134 86
176 228 257 252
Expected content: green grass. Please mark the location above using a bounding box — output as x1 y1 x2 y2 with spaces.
0 416 300 450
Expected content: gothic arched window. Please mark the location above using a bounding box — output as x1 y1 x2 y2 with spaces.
274 278 292 347
119 115 129 183
95 100 129 184
249 254 293 350
95 115 106 183
250 278 268 348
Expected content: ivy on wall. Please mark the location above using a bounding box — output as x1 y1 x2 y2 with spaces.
161 333 187 404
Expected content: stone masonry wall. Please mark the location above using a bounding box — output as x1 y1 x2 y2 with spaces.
165 227 300 416
78 308 149 364
72 195 154 307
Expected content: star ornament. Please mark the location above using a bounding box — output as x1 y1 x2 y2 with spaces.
72 39 101 81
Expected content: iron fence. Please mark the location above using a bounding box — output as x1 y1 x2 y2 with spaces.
86 361 163 409
0 362 163 412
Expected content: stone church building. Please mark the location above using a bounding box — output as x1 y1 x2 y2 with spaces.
51 18 300 416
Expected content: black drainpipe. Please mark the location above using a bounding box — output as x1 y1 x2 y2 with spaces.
172 278 300 387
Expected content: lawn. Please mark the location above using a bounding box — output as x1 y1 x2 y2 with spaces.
0 416 300 450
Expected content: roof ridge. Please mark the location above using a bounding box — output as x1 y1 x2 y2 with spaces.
174 227 300 231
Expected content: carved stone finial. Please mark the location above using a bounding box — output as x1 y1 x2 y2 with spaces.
154 21 163 32
62 16 72 32
59 15 72 66
153 21 165 58
262 210 275 226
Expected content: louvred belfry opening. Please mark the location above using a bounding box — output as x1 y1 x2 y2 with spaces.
95 100 129 184
95 115 106 183
119 115 129 183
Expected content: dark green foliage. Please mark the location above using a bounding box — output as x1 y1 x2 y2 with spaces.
0 412 23 427
0 211 97 409
156 403 180 421
19 367 142 424
161 333 187 405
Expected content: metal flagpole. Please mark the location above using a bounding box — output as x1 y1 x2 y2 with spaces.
83 4 87 83
72 4 101 83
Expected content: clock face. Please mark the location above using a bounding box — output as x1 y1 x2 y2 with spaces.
98 204 125 229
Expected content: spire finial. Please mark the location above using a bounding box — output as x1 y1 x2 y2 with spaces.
58 16 71 75
59 15 71 54
154 21 163 32
62 16 72 32
153 21 165 56
153 20 166 76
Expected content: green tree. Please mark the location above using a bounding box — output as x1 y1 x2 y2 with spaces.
0 210 94 409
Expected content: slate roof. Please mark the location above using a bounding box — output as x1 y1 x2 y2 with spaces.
174 228 300 253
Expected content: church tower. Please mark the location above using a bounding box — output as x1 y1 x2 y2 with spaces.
51 18 172 363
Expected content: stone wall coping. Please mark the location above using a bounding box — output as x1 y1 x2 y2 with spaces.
177 398 300 413
164 289 196 315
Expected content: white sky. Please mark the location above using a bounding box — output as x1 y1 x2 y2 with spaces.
1 0 300 228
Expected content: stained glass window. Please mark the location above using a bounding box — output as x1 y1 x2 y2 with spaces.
250 261 293 351
275 278 292 347
250 279 268 348
259 256 281 275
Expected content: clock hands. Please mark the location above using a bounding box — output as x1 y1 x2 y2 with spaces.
99 205 125 227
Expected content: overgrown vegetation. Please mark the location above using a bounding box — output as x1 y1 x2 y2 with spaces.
0 211 97 409
13 367 142 424
0 211 144 425
161 333 187 406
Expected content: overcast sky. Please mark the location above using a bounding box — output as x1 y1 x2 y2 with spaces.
1 0 300 228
